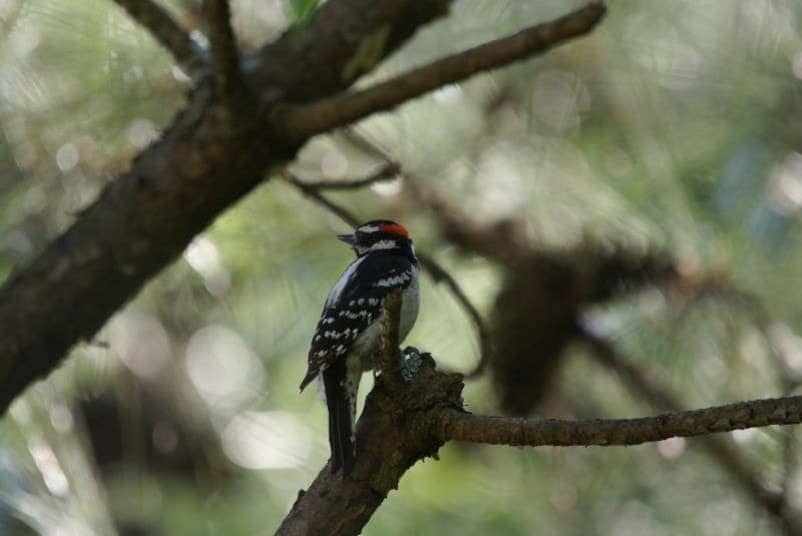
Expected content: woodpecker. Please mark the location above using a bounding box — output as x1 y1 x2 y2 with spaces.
299 220 420 473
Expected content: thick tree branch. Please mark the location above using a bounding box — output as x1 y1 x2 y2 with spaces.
203 0 243 98
112 0 206 75
440 396 802 447
280 342 802 534
278 2 606 138
276 288 422 536
277 355 465 535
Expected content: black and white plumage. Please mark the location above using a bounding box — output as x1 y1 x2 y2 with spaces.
300 220 420 473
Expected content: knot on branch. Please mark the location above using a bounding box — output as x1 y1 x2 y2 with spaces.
354 348 463 490
278 335 463 535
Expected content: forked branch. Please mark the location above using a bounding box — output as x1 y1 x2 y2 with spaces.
203 0 243 98
278 2 606 138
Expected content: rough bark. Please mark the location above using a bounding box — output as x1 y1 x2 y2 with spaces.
277 355 464 535
276 287 802 533
440 396 802 447
279 352 802 533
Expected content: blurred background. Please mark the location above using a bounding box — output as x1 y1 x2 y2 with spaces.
1 0 802 534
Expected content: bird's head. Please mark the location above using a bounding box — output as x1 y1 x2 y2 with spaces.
338 220 416 259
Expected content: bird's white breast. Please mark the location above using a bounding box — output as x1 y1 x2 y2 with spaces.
398 265 420 342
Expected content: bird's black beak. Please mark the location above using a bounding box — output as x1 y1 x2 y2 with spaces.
337 234 355 245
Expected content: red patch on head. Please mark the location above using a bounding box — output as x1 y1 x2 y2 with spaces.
379 222 409 238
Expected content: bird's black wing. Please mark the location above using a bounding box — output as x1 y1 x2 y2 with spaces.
299 253 415 390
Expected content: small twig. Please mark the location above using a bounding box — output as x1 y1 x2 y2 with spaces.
582 332 799 532
277 2 606 138
112 0 206 76
282 170 359 227
292 164 399 190
378 291 404 389
202 0 243 99
440 395 802 447
417 256 492 379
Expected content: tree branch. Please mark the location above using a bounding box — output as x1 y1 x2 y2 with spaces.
378 290 404 389
415 254 491 378
278 2 606 138
282 170 360 227
276 354 465 535
290 163 398 190
582 333 798 532
202 0 243 98
440 396 802 447
112 0 205 75
280 338 802 534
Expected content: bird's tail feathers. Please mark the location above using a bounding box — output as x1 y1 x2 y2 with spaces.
299 369 316 392
322 361 356 474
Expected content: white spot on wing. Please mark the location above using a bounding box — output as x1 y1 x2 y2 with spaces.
374 270 411 288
